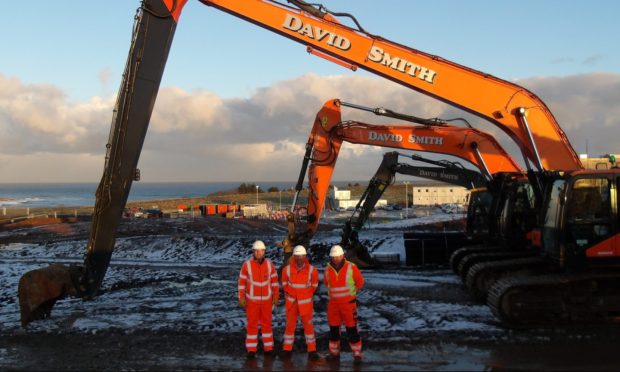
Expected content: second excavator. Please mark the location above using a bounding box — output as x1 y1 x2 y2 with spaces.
286 99 524 266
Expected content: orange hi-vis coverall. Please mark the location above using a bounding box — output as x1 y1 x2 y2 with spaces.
238 258 279 352
324 259 364 358
281 258 319 352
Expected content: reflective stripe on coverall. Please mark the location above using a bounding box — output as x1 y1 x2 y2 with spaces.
238 258 279 352
324 259 364 357
281 259 319 352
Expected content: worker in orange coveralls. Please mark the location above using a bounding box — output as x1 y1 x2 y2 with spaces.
238 240 279 358
324 244 364 362
280 245 319 360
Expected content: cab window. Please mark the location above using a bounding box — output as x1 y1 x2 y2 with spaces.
565 177 612 247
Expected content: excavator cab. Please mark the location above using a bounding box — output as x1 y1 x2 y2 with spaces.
543 174 617 270
465 188 493 239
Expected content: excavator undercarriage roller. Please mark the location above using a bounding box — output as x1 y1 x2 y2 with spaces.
465 256 549 302
448 244 496 273
456 249 534 281
488 271 620 328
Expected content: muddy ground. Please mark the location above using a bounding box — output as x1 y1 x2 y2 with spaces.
1 216 620 371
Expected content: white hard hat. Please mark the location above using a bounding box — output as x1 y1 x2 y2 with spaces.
293 245 307 256
252 240 266 250
330 245 344 257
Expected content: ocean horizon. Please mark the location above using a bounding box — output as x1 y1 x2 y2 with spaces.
0 181 368 208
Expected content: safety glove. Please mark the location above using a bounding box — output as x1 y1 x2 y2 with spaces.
239 298 246 308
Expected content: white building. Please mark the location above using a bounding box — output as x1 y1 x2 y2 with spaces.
329 186 386 210
579 154 618 170
412 184 469 206
242 204 269 218
330 186 351 201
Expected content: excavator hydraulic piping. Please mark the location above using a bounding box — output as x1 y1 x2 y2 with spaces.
307 47 357 71
517 107 544 172
291 143 314 213
287 0 328 19
470 142 492 181
339 100 447 126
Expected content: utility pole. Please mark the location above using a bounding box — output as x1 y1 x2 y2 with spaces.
256 185 259 205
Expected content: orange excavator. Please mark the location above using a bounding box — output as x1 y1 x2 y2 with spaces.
18 0 616 328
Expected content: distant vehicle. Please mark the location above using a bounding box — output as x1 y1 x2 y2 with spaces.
441 203 458 214
393 205 402 210
144 208 163 218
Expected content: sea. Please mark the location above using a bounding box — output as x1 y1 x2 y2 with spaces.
0 182 304 208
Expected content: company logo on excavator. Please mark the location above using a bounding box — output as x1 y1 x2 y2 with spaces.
368 46 437 84
283 14 351 51
368 131 444 145
419 169 459 181
408 135 443 145
282 14 436 84
369 131 402 142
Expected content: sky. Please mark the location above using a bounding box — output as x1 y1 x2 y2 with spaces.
0 0 619 183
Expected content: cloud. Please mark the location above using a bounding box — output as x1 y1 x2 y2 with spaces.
582 55 603 65
0 74 112 155
0 72 619 182
519 73 620 155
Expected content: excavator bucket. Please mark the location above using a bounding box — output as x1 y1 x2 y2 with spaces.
18 264 79 327
344 240 379 269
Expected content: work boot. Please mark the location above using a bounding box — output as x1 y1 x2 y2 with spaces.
280 350 292 359
263 350 274 358
246 351 256 359
308 351 320 360
353 355 363 364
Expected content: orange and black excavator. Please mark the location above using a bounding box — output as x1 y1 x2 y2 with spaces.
17 0 616 328
337 150 488 268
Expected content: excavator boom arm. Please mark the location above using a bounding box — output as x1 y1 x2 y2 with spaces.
395 164 487 190
202 0 581 171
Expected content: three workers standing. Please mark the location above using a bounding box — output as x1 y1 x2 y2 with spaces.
238 240 365 361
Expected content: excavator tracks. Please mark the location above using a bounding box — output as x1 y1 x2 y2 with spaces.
456 250 534 280
488 271 620 328
449 245 495 273
465 256 549 302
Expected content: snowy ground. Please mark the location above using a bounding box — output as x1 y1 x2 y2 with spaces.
2 210 620 370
